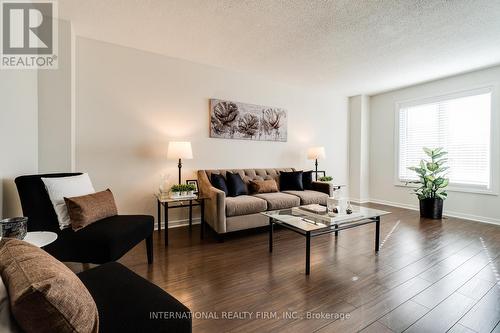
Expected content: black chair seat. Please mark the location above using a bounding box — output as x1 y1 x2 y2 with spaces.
78 262 191 333
44 215 153 264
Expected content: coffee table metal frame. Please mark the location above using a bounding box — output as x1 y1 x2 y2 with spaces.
263 206 390 275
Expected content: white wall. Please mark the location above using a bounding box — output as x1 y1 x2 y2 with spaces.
0 71 38 218
369 65 500 224
75 37 348 224
0 19 73 218
349 95 370 202
38 19 73 173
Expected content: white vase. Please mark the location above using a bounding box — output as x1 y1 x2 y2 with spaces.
338 198 348 213
172 192 180 198
181 191 188 196
159 174 171 194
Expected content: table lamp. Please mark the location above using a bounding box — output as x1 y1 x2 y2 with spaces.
307 146 326 180
167 141 193 184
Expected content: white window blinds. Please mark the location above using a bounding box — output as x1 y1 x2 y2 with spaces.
398 88 492 189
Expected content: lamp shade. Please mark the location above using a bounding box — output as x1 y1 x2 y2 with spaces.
307 146 325 160
167 141 193 160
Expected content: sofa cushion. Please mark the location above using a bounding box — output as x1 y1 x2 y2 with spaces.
65 189 118 231
210 173 229 196
279 171 304 191
283 190 329 205
302 171 313 190
226 172 248 197
249 179 278 194
253 192 300 210
41 173 96 229
0 239 99 333
225 196 267 217
205 168 294 187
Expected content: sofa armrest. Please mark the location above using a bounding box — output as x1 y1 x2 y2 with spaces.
197 171 227 233
311 181 334 196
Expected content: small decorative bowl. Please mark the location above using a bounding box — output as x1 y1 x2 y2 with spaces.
1 217 28 240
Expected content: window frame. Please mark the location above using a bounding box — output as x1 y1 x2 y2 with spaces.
393 84 499 196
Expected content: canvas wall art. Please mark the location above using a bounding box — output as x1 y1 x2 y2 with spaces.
209 99 287 142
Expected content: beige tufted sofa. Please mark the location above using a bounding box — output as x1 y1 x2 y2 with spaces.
197 168 334 235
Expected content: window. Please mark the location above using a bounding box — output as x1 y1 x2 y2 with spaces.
397 87 493 191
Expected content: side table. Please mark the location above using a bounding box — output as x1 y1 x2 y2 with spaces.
155 194 206 246
23 231 58 248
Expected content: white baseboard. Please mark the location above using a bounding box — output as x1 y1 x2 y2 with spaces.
159 201 500 230
349 198 371 204
365 198 500 226
155 217 201 230
365 198 419 211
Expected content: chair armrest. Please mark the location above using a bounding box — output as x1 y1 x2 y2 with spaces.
197 171 227 233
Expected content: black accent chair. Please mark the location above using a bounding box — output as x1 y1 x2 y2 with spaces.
78 262 191 333
15 173 154 264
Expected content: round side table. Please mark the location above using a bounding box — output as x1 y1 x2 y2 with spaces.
23 231 58 247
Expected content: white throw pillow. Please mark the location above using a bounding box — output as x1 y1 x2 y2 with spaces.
0 277 21 333
42 173 96 229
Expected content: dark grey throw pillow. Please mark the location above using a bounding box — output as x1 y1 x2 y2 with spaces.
210 173 229 196
280 171 304 191
226 172 248 197
302 171 313 190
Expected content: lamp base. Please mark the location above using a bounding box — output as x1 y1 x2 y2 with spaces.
178 158 182 184
315 159 319 181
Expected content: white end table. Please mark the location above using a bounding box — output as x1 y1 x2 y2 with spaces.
23 231 58 247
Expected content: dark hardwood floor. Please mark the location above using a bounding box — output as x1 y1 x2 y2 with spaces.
119 203 500 333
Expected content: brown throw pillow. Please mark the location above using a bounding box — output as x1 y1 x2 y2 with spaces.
64 188 118 231
0 238 99 333
249 179 279 194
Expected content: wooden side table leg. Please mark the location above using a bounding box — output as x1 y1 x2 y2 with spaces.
164 202 169 246
157 200 161 233
200 200 205 240
269 218 273 253
189 199 193 231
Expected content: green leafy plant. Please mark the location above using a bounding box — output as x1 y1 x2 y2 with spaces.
407 147 449 200
318 176 333 182
170 184 182 193
171 184 196 193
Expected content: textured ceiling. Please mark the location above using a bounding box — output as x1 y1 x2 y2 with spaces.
59 0 500 95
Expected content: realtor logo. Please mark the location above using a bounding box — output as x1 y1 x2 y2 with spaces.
1 0 58 69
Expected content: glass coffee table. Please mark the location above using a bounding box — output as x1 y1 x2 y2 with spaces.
262 205 391 275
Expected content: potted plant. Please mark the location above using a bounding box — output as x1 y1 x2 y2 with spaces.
407 147 449 219
181 184 189 196
318 176 333 182
186 184 196 196
170 184 182 197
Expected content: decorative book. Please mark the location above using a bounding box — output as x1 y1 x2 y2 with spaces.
299 204 327 214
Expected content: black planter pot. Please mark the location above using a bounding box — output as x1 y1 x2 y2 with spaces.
419 198 443 219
